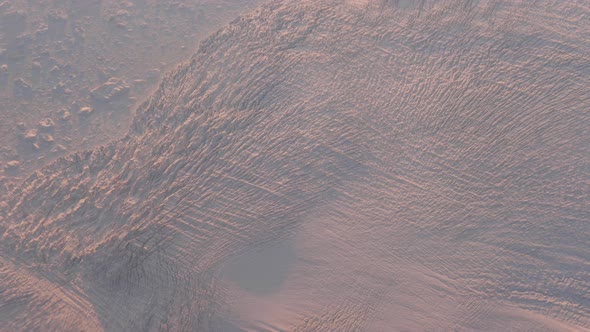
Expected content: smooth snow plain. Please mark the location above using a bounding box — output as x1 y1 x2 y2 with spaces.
1 0 589 331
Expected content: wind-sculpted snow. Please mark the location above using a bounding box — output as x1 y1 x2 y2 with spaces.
1 0 589 331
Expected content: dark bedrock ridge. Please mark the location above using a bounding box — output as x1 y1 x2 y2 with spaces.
1 0 589 331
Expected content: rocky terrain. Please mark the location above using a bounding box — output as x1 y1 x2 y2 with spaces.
0 0 260 190
1 0 589 331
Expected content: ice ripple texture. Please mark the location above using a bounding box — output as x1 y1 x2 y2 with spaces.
1 0 589 331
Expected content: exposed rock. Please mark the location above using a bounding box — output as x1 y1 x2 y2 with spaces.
0 175 13 197
52 81 70 97
38 118 55 131
4 160 20 171
53 144 67 152
90 77 130 102
23 129 37 142
78 106 93 116
60 110 71 121
107 10 131 29
40 134 54 144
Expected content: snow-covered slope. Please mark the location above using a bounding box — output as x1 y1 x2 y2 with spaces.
1 1 589 330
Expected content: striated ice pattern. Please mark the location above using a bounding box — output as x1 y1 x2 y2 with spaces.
1 1 589 331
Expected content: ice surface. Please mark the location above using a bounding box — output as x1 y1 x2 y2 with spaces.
1 0 589 331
